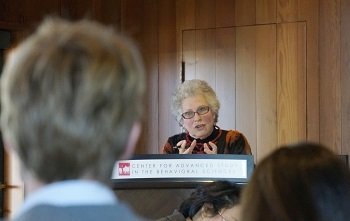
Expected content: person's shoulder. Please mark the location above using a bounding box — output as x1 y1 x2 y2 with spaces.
224 129 252 154
155 210 186 221
11 204 148 221
224 129 244 137
168 132 187 141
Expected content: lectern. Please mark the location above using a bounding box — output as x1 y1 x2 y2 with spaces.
112 154 254 219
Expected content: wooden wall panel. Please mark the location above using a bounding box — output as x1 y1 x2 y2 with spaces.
256 24 277 161
120 0 143 41
121 0 144 152
92 0 121 28
3 152 23 218
0 0 123 29
176 0 195 31
121 0 159 153
22 0 60 23
341 0 350 156
236 26 257 155
277 22 306 145
195 0 216 29
0 0 23 24
215 28 236 131
319 0 341 153
60 0 95 19
235 0 256 26
299 0 318 21
215 0 235 27
158 0 178 153
176 0 195 82
277 0 299 22
140 1 159 154
195 29 216 84
256 0 276 24
297 22 307 137
300 0 320 142
182 30 196 80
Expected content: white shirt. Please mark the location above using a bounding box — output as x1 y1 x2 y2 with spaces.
14 180 118 219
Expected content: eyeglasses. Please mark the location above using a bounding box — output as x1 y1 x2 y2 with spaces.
218 211 238 221
181 105 210 119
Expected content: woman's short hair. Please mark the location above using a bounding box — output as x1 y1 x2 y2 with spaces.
240 142 350 221
179 180 241 219
1 18 145 183
171 79 220 124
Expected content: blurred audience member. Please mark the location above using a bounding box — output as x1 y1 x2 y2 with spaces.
1 18 146 221
157 180 241 221
240 142 350 221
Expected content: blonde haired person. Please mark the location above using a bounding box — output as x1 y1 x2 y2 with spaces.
1 18 146 221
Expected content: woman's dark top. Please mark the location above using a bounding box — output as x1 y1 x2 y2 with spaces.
162 126 252 154
156 210 186 221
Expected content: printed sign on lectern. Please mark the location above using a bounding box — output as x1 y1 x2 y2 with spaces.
112 154 254 189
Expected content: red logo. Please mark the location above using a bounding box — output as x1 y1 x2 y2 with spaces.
118 162 130 176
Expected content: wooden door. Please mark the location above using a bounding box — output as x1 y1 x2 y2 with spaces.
182 22 306 162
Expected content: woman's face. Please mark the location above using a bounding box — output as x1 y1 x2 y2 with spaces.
217 205 241 221
188 205 240 221
181 95 215 139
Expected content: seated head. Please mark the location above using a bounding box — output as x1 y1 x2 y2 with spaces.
241 142 350 221
179 180 241 221
0 18 145 184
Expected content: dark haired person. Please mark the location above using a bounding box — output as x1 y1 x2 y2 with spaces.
241 142 350 221
158 180 241 221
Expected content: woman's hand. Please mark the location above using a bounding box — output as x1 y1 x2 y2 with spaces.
176 140 196 154
204 141 217 154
